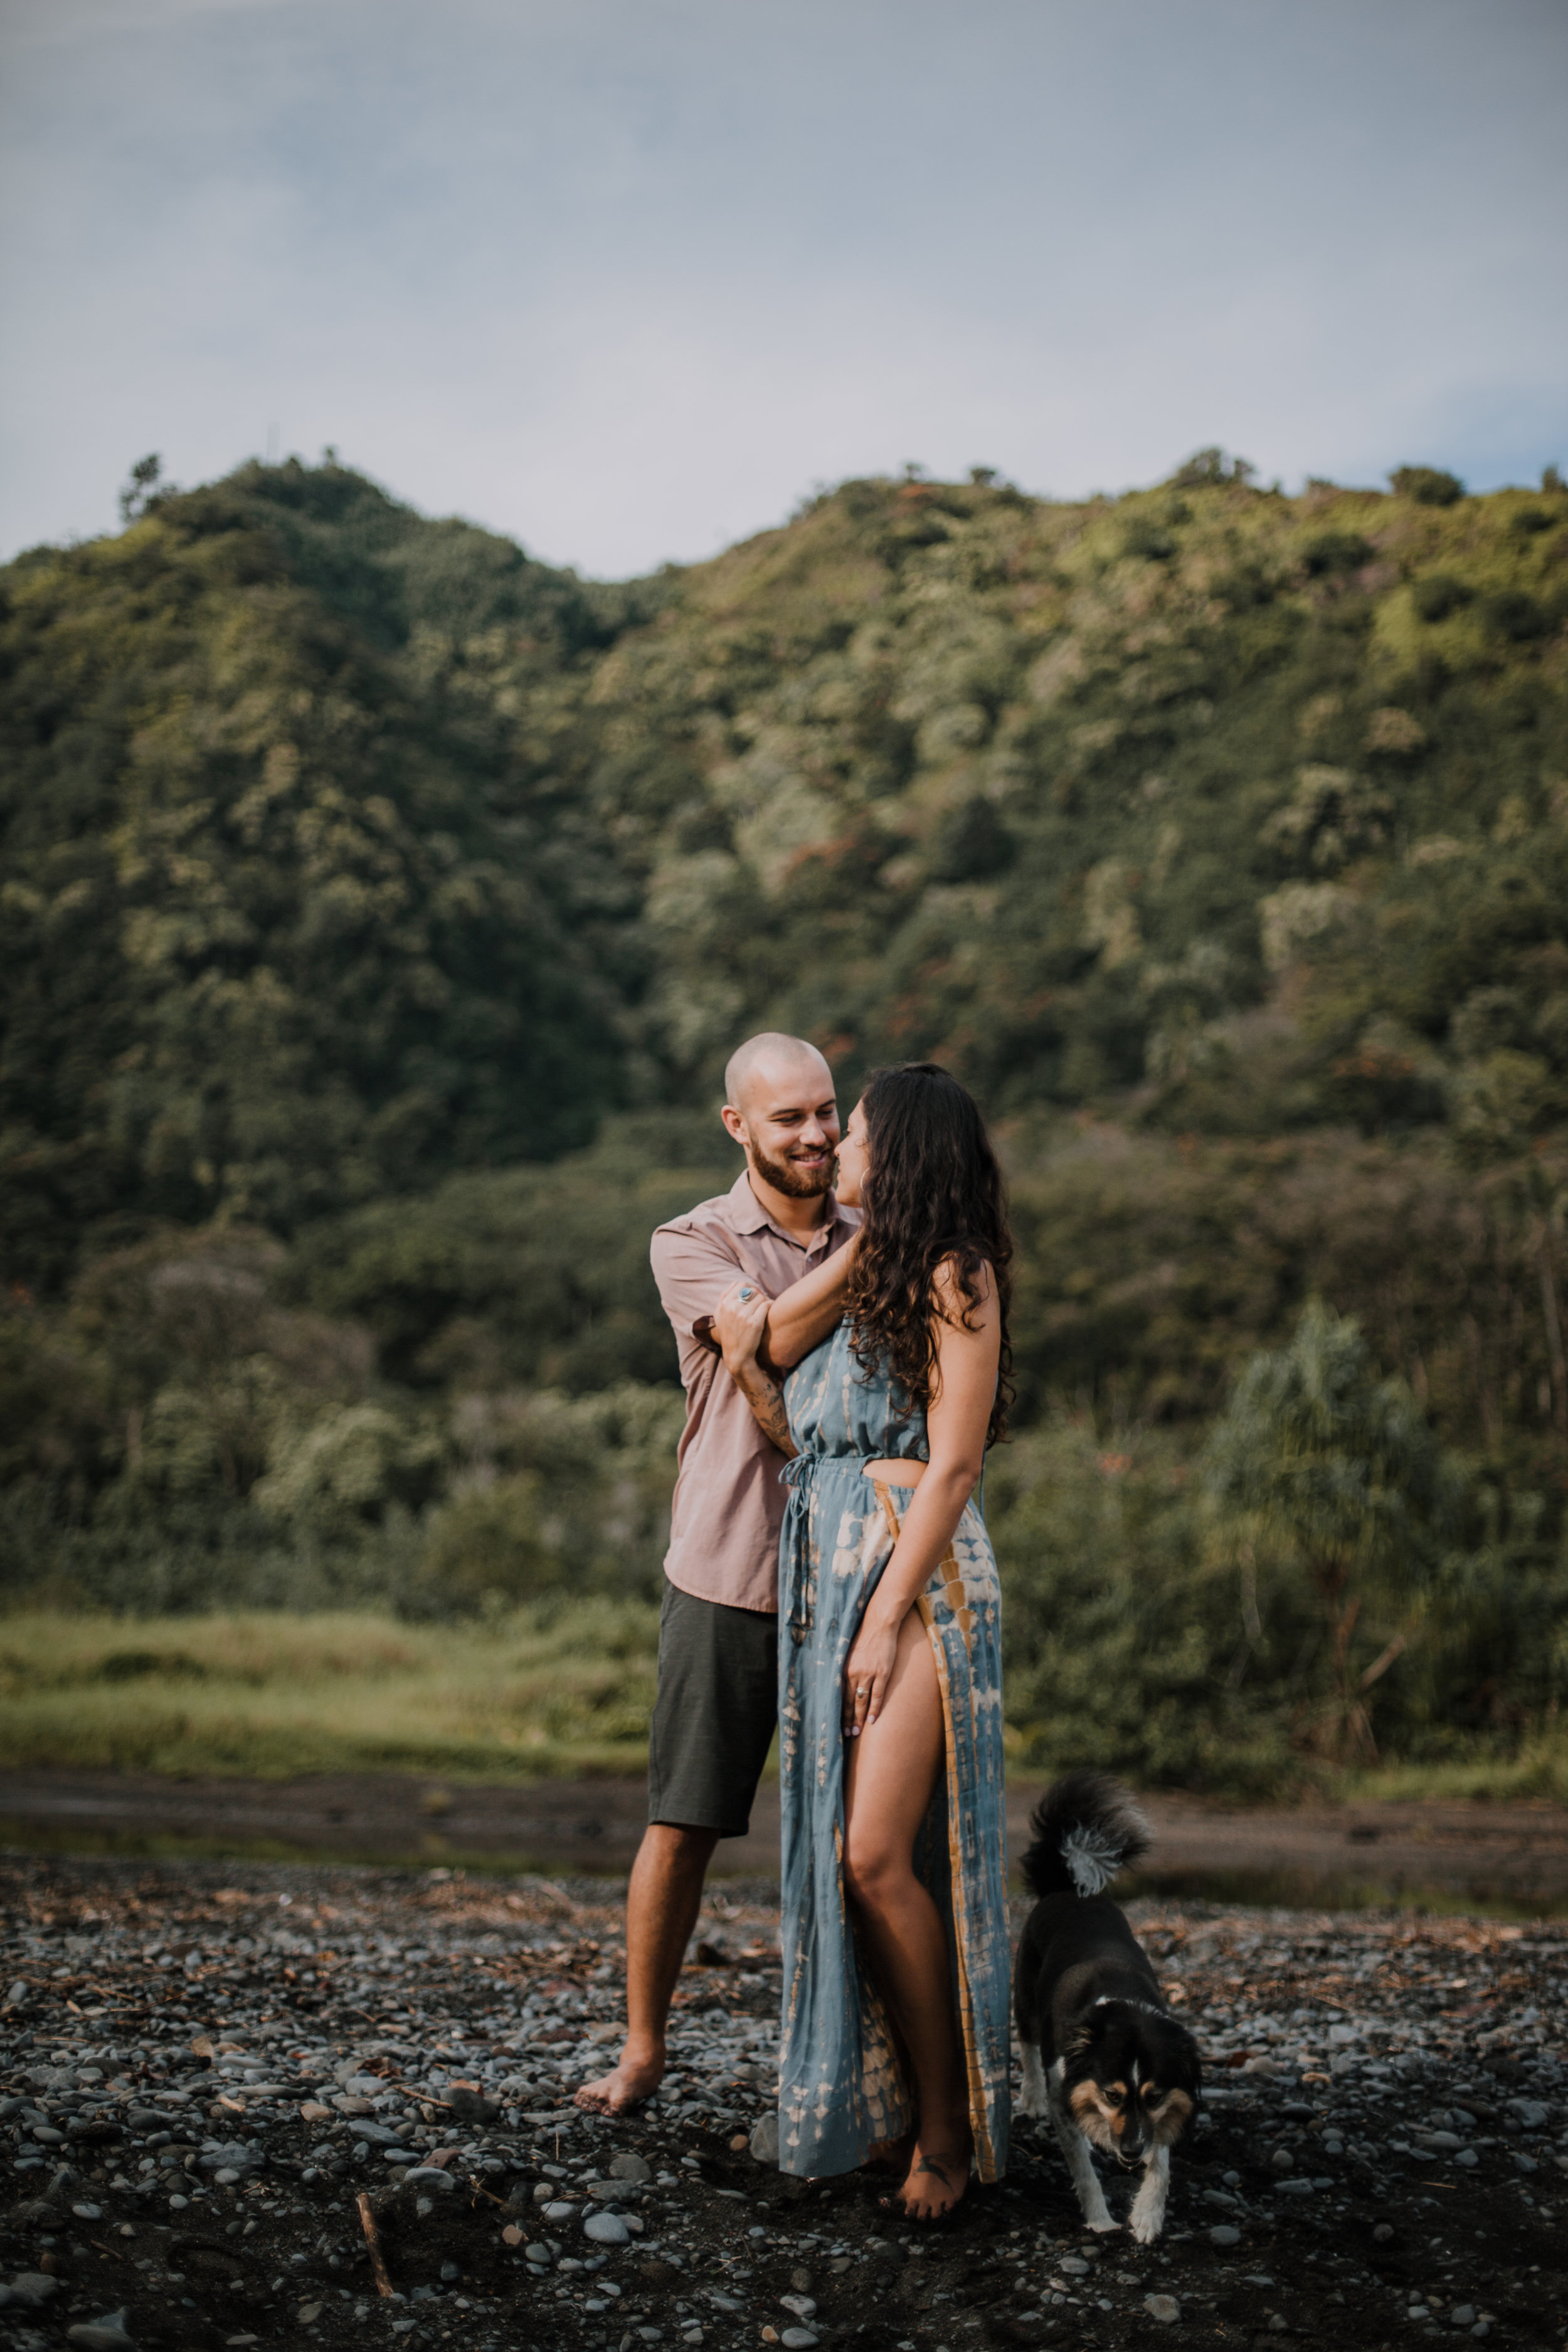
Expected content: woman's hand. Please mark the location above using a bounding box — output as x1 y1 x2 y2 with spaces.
843 1606 903 1738
715 1277 771 1375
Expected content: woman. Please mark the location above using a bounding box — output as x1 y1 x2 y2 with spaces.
716 1062 1012 2221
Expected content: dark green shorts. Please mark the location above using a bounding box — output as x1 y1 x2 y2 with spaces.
647 1582 778 1838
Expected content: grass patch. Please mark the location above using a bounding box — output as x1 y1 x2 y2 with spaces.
0 1602 660 1781
1 1603 1564 1805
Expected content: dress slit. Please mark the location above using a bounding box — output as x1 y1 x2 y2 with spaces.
774 1323 1010 2183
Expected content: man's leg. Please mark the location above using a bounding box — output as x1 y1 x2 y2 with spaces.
575 1584 775 2117
575 1821 717 2113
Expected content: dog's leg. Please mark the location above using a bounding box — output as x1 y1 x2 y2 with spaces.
1047 2067 1117 2235
1129 2144 1170 2245
1017 2042 1049 2119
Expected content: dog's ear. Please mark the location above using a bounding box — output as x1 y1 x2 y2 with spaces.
1065 2010 1111 2060
1168 2019 1202 2089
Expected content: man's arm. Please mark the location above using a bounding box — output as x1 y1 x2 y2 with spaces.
650 1222 744 1369
763 1230 859 1369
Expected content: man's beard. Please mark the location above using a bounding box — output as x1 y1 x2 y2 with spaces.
751 1140 837 1199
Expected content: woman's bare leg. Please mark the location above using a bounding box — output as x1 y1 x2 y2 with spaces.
842 1609 970 2220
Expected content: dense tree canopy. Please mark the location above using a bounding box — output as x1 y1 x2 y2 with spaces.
0 462 657 1278
3 450 1566 1783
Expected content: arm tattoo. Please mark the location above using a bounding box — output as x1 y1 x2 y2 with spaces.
738 1365 797 1458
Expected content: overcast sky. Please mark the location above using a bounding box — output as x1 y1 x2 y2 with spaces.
3 0 1565 578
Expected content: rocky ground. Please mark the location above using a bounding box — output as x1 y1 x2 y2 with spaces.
1 1855 1564 2352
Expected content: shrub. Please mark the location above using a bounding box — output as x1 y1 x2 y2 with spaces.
1301 532 1374 576
1481 590 1548 642
1121 519 1177 563
1411 574 1473 623
1390 466 1465 507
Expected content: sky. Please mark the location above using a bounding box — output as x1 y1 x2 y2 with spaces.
2 0 1565 579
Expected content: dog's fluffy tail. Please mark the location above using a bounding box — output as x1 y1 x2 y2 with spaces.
1020 1771 1150 1900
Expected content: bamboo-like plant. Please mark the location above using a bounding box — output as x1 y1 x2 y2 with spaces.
1203 1300 1464 1761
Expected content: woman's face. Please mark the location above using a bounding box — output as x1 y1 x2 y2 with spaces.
834 1098 870 1206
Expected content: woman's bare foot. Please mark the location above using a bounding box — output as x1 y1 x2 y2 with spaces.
885 2127 972 2222
573 2043 664 2117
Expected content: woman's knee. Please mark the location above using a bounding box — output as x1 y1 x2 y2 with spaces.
842 1831 913 1911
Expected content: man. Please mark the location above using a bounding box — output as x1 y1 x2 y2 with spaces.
576 1032 858 2116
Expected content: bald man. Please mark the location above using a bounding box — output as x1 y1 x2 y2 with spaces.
576 1033 859 2116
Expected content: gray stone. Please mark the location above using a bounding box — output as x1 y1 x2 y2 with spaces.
584 2210 632 2246
608 2153 652 2183
1209 2227 1242 2247
780 2295 817 2319
780 2334 819 2350
445 2087 501 2126
1144 2298 1180 2326
750 2112 780 2166
402 2166 458 2192
1450 2309 1476 2328
67 2316 137 2352
1267 2146 1294 2173
9 2275 60 2309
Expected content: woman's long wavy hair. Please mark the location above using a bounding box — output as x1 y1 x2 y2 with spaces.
845 1062 1014 1446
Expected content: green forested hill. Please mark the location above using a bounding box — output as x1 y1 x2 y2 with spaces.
3 450 1567 1788
573 454 1568 1131
0 462 659 1276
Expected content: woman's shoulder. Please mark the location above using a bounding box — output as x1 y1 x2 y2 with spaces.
931 1252 997 1325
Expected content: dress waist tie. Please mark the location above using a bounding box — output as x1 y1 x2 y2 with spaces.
777 1454 926 1643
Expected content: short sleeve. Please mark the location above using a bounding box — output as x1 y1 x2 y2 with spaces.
650 1219 749 1340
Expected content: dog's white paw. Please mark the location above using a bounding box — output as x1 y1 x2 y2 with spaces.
1016 2094 1047 2119
1086 2215 1120 2235
1128 2208 1163 2245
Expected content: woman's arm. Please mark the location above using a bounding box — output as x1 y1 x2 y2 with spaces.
841 1260 999 1736
714 1279 797 1457
763 1229 859 1368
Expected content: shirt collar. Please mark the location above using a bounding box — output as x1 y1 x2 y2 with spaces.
726 1165 847 1250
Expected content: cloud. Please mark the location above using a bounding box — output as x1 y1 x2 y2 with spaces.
3 0 1565 573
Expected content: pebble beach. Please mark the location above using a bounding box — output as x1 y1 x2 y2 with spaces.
2 1855 1565 2352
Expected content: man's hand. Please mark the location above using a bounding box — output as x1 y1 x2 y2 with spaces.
715 1278 771 1375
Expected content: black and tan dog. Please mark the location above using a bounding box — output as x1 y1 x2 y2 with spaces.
1014 1772 1200 2242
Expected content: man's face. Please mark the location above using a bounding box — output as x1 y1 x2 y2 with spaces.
725 1060 840 1198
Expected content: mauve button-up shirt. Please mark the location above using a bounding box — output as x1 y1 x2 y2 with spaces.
650 1168 860 1615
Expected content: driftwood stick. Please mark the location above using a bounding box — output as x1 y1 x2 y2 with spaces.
356 2191 394 2297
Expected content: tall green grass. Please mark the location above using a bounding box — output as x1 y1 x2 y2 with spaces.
3 1596 1564 1801
0 1602 659 1780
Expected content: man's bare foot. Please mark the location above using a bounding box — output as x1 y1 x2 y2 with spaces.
573 2047 664 2117
883 2129 972 2222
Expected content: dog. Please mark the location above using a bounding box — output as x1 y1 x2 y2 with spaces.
1014 1771 1200 2242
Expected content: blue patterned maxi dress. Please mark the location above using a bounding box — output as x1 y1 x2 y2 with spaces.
775 1320 1011 2182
